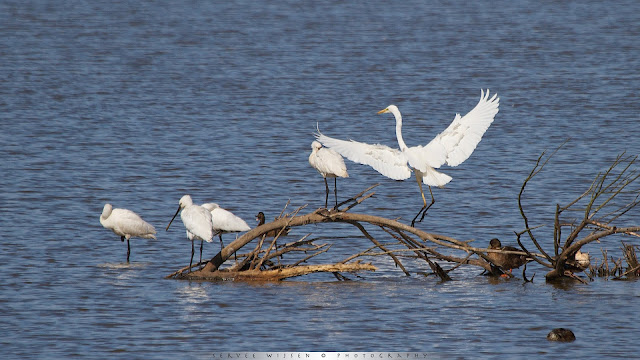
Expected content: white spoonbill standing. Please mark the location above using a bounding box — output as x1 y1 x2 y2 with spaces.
166 195 213 271
201 202 251 260
309 140 349 208
99 203 156 262
316 89 499 226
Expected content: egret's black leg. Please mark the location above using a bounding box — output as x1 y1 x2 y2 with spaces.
199 240 203 265
126 239 131 263
417 186 436 224
411 171 435 227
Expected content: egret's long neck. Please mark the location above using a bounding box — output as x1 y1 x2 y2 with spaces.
392 108 408 151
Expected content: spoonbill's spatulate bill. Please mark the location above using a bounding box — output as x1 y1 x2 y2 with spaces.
100 203 156 262
309 140 349 208
201 202 251 261
316 89 499 226
166 195 213 271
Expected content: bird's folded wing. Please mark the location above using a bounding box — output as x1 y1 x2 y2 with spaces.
182 207 214 240
211 208 251 232
427 89 499 167
314 148 349 177
316 132 411 180
113 209 157 234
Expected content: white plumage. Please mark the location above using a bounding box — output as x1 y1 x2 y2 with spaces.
166 194 213 270
100 203 156 262
201 203 251 256
316 89 499 225
309 140 349 208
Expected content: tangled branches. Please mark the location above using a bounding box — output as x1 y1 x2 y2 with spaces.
516 147 640 282
166 149 640 283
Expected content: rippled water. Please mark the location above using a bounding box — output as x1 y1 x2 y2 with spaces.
2 0 640 358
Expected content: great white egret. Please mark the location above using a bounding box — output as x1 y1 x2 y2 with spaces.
486 238 529 274
316 89 499 225
201 202 251 261
309 140 349 208
100 203 156 262
166 195 213 271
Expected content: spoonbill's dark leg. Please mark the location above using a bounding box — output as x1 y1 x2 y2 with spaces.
220 234 236 261
333 177 338 209
199 240 203 266
120 236 130 262
411 171 435 227
324 177 330 208
189 240 194 272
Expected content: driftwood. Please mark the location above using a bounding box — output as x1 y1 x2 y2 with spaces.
166 184 539 281
180 263 378 281
165 149 640 283
516 146 640 282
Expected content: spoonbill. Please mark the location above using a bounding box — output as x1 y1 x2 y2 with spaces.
166 195 213 271
309 140 349 208
100 203 156 262
316 89 499 226
201 202 251 260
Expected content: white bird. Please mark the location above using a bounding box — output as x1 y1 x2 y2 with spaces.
166 195 213 271
309 140 349 208
201 202 251 260
100 203 156 262
316 89 499 226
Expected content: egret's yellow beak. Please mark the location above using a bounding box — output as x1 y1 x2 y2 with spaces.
377 108 389 114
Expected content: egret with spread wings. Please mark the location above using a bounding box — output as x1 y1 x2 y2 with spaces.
315 89 499 226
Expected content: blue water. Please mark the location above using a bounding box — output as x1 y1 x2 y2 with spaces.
2 0 640 358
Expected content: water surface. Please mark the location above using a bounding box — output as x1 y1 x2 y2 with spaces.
1 0 640 358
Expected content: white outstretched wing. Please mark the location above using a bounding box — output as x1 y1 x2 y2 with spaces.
428 89 499 167
316 132 411 180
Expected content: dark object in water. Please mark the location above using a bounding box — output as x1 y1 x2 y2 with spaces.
547 328 576 342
